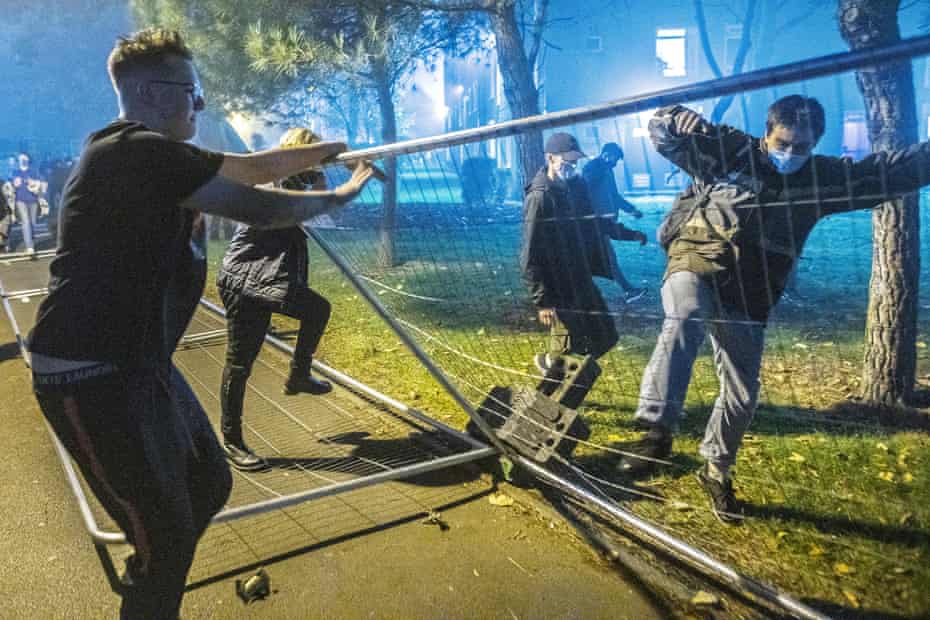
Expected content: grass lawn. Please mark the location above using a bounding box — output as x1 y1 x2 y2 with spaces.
204 191 930 618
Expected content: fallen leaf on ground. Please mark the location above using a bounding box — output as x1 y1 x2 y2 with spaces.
808 544 825 557
489 492 515 507
878 471 895 482
788 452 806 463
834 562 855 576
690 591 719 606
843 589 861 609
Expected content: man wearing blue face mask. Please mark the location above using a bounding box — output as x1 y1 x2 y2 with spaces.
618 95 930 524
521 132 647 375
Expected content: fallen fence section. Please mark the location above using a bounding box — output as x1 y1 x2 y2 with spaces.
0 255 495 551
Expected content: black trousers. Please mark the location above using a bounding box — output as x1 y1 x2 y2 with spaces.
219 286 331 439
34 366 232 620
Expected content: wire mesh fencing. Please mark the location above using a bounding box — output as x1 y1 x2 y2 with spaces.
279 51 930 615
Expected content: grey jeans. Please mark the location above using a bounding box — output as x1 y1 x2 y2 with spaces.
14 200 37 250
635 271 764 468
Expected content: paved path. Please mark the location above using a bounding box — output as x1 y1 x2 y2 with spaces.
0 274 664 619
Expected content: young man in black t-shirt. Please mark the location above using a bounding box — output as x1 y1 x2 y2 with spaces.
28 29 378 619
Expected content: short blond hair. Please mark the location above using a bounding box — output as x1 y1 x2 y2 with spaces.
107 28 193 86
278 127 321 148
278 127 325 190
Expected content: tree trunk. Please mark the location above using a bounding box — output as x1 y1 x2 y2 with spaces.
839 0 920 406
373 61 399 268
489 2 544 185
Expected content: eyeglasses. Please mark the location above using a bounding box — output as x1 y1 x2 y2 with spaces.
148 80 205 108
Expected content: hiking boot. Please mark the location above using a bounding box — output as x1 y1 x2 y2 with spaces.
696 464 745 525
624 287 648 303
616 423 673 475
284 373 333 395
533 353 553 374
222 441 266 471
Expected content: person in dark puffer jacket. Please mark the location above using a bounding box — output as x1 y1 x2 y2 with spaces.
217 127 334 471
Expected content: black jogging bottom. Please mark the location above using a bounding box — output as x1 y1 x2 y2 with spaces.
34 364 232 620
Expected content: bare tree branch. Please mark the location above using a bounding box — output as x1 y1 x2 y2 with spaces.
711 0 757 122
526 0 549 68
693 0 724 78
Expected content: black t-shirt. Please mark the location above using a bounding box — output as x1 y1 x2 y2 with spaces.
28 120 224 368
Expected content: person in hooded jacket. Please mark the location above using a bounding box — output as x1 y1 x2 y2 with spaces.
582 142 647 303
521 132 647 376
618 95 930 524
216 127 335 471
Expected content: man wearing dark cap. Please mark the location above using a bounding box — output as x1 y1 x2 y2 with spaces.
521 132 647 374
583 142 647 303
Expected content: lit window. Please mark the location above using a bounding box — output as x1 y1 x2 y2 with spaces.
656 28 686 78
633 173 652 189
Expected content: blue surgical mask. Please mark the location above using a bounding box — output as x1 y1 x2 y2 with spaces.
767 148 809 175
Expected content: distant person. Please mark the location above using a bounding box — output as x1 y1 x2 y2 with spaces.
619 96 930 524
45 157 76 244
9 152 45 253
582 142 647 302
165 208 209 353
521 132 647 375
216 127 334 471
0 180 11 252
27 28 378 619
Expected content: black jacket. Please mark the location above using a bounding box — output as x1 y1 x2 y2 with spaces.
651 104 930 321
216 171 325 306
216 225 308 306
520 167 639 308
582 157 638 218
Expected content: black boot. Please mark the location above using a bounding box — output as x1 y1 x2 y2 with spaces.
616 422 673 475
220 365 266 471
284 360 332 395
